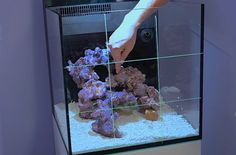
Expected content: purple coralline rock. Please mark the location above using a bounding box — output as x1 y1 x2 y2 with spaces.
105 75 119 88
137 86 160 113
106 91 137 107
147 86 159 101
67 47 161 138
79 67 99 80
112 67 146 91
67 47 109 88
78 79 107 102
67 61 99 88
84 47 110 65
133 83 148 97
78 79 107 119
138 96 160 113
114 70 129 86
91 99 121 138
78 101 95 119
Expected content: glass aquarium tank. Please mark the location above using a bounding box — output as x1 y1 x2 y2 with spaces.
45 1 204 154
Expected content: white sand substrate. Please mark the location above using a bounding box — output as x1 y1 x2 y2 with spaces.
54 103 198 154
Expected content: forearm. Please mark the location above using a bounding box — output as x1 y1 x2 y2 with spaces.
124 0 167 28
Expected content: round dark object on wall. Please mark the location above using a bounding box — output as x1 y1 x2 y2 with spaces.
140 29 154 43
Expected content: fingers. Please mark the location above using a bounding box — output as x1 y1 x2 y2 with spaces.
109 44 131 73
108 38 128 74
120 35 136 60
113 51 122 74
115 63 122 74
110 47 121 62
121 50 130 61
108 45 122 74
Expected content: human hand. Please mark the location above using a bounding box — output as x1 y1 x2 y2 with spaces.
108 16 139 73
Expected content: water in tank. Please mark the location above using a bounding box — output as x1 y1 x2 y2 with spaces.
46 1 203 154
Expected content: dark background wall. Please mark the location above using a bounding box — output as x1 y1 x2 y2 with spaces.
0 0 235 155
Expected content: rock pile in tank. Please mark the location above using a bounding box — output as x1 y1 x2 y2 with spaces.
67 47 161 138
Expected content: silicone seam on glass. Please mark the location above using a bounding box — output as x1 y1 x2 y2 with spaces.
74 97 202 115
65 52 204 69
104 13 116 138
155 15 161 99
164 97 201 104
155 14 164 125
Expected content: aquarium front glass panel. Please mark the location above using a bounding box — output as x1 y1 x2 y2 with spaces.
47 1 203 154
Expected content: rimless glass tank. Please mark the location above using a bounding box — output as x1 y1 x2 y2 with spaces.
45 1 204 154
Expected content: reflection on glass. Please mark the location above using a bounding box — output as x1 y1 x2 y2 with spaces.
159 55 201 102
158 3 202 56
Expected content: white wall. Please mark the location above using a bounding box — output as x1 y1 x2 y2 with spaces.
0 0 55 155
202 0 236 155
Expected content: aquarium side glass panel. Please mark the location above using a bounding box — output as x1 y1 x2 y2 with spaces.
158 2 202 57
158 2 202 140
159 55 201 139
46 9 70 151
